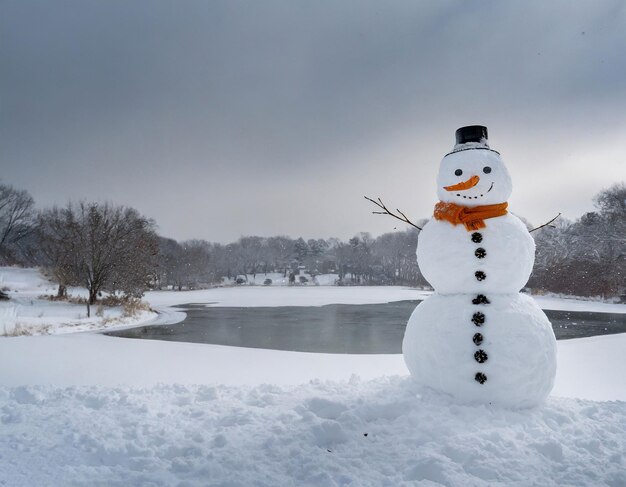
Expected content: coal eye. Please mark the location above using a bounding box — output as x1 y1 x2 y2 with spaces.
454 169 463 176
483 166 492 174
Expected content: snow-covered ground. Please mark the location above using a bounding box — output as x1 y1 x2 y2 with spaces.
222 272 341 286
2 377 624 487
145 285 431 309
1 266 625 486
0 267 156 336
1 328 625 401
145 285 626 313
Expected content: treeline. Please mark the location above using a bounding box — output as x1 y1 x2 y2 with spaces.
156 230 427 290
529 184 625 299
0 182 624 301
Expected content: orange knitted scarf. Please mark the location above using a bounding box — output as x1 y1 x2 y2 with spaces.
434 201 508 231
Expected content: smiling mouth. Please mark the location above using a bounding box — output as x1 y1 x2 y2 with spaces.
456 182 494 200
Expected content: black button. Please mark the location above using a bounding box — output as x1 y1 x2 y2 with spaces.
475 372 487 384
472 312 485 326
475 271 486 281
471 232 483 243
472 294 490 305
474 349 488 363
473 333 483 346
475 248 486 259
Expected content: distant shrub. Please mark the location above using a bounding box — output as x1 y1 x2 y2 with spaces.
236 277 246 285
1 322 32 337
99 295 127 306
263 278 272 286
122 297 151 318
299 276 308 284
39 294 68 302
67 295 88 305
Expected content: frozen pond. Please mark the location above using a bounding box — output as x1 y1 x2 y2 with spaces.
106 300 626 353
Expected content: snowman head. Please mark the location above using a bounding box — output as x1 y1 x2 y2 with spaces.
436 126 512 206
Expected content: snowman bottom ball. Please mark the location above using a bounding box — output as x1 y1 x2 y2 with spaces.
402 293 557 408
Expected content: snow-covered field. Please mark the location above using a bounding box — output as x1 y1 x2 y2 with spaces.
0 267 156 336
1 266 625 486
222 272 340 286
3 377 624 487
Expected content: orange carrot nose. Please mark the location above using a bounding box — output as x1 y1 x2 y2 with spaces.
444 175 480 191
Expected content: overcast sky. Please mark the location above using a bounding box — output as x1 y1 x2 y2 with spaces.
2 1 625 242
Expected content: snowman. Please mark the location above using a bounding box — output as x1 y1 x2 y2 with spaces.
402 125 557 408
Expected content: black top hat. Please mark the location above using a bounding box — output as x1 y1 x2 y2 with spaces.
445 125 498 156
455 125 488 145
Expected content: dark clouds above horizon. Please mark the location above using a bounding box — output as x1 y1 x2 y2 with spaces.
2 0 625 242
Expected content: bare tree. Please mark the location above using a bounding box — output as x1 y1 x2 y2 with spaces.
37 206 81 297
266 236 295 276
177 240 212 289
238 236 265 280
38 202 158 314
0 183 35 262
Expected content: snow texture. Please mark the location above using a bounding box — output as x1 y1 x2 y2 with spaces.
0 328 624 403
403 293 557 408
1 377 624 487
417 214 535 294
405 147 557 407
144 285 430 309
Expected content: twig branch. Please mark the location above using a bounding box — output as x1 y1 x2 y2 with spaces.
364 196 422 231
529 213 561 233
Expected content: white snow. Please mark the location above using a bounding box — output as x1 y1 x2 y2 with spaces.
531 294 625 314
144 285 626 313
1 266 625 485
1 376 624 487
222 272 291 286
145 285 429 309
0 329 624 401
0 266 51 292
0 267 157 336
221 272 340 286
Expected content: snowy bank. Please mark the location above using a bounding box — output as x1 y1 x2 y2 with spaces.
145 285 429 308
0 267 157 335
0 331 624 402
1 377 624 487
144 285 626 314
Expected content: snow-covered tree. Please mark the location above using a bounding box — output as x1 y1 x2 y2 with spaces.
530 183 625 298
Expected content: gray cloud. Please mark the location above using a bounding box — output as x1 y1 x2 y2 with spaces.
2 0 625 242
